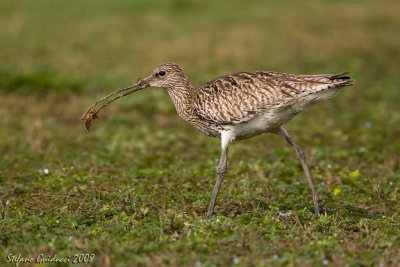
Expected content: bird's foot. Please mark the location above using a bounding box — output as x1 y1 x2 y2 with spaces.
206 210 213 218
314 202 325 216
314 209 325 216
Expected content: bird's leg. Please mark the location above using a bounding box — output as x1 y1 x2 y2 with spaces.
206 145 228 218
278 127 324 215
207 131 232 218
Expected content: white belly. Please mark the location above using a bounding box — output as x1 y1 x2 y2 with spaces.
225 107 296 140
223 88 339 140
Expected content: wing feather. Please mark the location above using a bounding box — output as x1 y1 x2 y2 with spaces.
193 71 352 124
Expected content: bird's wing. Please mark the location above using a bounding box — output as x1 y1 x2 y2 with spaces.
193 71 352 124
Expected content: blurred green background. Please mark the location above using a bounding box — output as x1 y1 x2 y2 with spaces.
1 0 400 266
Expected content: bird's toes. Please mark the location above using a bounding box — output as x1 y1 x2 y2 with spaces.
314 206 325 216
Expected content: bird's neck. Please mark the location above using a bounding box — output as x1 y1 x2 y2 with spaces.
167 79 196 121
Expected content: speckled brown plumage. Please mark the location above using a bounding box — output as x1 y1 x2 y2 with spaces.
122 63 353 140
194 71 352 125
83 62 354 217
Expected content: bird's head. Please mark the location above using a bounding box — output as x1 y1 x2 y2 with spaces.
142 62 187 90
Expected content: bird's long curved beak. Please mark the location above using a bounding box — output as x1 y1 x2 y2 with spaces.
81 75 152 132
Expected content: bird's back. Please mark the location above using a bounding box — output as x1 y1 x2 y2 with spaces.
193 71 353 125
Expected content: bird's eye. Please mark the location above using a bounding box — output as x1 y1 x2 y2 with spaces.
158 71 166 76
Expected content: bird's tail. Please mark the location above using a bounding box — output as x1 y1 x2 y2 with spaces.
287 72 354 112
327 72 354 87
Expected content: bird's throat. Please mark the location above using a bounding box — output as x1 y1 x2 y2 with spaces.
167 84 196 121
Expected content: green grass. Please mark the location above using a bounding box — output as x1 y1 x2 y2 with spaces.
1 0 400 266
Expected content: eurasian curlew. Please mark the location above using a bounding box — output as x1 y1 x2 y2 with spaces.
82 63 354 217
